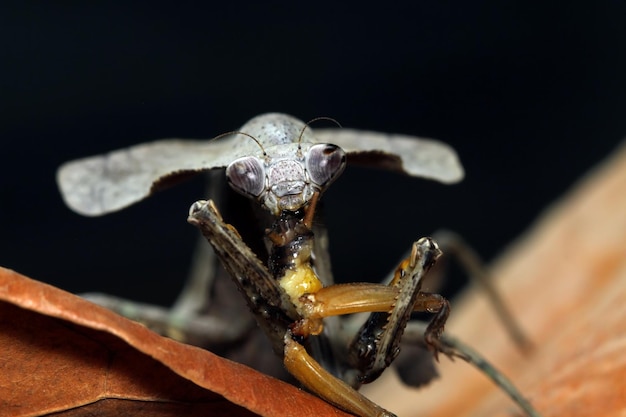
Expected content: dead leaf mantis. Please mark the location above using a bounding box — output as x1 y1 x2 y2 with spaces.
57 113 540 417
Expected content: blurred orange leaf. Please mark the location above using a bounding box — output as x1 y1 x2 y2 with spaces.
0 267 351 417
364 142 626 416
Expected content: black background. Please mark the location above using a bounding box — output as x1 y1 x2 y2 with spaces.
2 3 625 306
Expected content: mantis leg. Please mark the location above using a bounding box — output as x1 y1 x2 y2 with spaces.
283 331 396 417
432 229 532 352
297 238 448 385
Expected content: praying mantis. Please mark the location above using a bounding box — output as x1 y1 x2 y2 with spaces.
57 113 540 417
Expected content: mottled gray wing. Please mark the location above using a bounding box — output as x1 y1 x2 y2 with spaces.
57 137 246 216
314 129 464 184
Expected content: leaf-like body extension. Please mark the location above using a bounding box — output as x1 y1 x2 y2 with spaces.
57 113 463 216
315 128 463 183
57 139 237 216
0 268 352 417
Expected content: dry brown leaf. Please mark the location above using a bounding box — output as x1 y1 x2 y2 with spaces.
364 142 626 416
0 268 351 417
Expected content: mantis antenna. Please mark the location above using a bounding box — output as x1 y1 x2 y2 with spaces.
212 130 268 157
297 117 342 151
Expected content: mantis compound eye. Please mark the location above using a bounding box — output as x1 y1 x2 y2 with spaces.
226 156 266 198
306 144 347 189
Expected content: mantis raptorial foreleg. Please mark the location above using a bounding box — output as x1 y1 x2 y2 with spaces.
190 199 454 417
